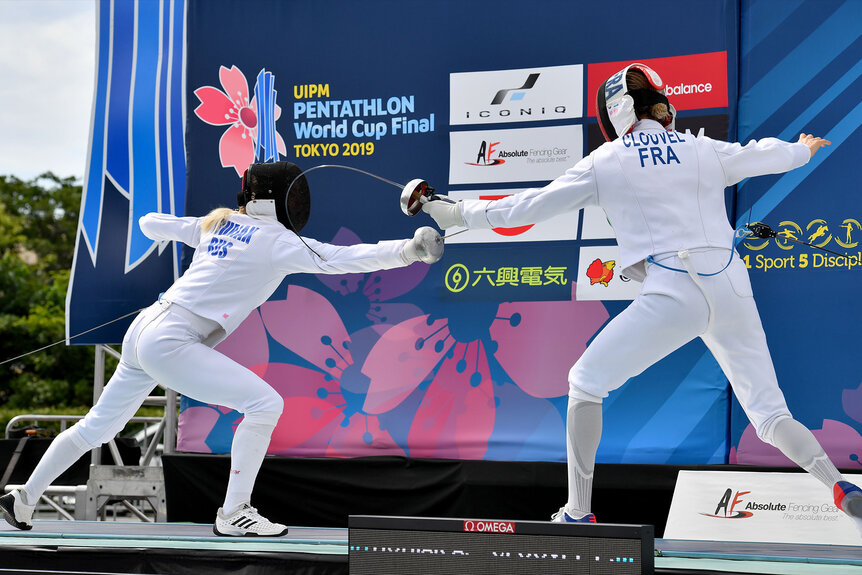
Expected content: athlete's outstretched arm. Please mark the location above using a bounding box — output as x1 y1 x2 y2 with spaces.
797 133 831 157
139 213 203 247
422 155 599 230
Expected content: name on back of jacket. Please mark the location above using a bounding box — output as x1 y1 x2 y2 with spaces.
622 131 686 167
217 221 261 244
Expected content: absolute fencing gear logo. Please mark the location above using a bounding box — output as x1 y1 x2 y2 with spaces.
701 488 754 518
466 140 506 166
701 488 788 519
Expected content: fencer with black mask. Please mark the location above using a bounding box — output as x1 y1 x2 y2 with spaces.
420 63 862 535
0 161 444 537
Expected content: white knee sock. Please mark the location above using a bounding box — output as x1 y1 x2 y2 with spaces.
565 396 603 517
769 417 842 488
221 413 278 514
22 427 90 505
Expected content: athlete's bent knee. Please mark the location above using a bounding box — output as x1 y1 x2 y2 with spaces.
568 383 604 404
754 413 791 446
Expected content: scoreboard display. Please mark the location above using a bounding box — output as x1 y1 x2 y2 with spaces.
348 516 654 575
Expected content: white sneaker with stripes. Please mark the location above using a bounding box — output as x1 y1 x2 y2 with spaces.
212 503 288 537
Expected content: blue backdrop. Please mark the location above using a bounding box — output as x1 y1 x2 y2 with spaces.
66 0 860 468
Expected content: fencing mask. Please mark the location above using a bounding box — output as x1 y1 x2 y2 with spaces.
238 161 310 232
596 63 676 142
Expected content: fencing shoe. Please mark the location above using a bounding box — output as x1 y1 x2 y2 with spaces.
0 489 34 530
834 481 862 536
551 506 596 524
213 503 288 537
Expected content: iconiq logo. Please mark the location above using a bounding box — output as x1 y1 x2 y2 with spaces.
490 73 540 104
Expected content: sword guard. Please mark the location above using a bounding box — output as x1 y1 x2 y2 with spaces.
746 222 777 239
400 179 435 216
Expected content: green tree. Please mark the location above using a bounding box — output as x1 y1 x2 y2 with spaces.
0 173 104 425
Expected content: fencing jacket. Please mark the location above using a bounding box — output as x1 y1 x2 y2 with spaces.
460 119 810 281
139 212 407 335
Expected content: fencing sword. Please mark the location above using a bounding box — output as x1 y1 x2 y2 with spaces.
283 164 466 260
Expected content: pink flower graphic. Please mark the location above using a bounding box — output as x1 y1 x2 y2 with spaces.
315 227 428 328
361 283 609 459
177 282 610 460
193 65 286 176
731 420 862 468
176 289 405 457
258 286 406 457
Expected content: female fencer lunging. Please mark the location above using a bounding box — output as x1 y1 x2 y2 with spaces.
0 162 444 536
419 63 862 535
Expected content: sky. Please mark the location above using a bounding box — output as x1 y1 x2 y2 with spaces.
0 0 96 181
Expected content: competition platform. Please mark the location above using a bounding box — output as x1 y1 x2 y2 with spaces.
1 519 860 575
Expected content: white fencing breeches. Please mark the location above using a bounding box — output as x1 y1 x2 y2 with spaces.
568 249 792 442
25 301 283 506
73 301 283 449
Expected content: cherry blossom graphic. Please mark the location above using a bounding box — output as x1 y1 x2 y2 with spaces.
258 286 407 457
730 419 862 468
361 283 609 458
178 285 410 457
315 227 428 331
843 382 862 427
177 281 610 460
193 65 287 176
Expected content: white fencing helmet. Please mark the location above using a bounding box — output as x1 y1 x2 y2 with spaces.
596 63 676 141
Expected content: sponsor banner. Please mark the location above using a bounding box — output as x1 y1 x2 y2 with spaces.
576 246 640 301
739 215 862 274
665 471 862 546
449 64 583 126
581 206 616 240
439 244 576 302
587 52 728 118
462 520 516 533
443 189 579 244
449 125 582 185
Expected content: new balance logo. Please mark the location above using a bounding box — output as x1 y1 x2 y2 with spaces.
490 73 540 105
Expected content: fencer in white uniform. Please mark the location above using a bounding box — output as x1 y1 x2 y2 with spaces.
0 162 444 536
420 64 862 533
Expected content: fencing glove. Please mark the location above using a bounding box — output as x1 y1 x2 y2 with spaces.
421 195 465 229
401 226 444 264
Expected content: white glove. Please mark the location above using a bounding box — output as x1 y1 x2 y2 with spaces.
401 226 444 264
421 196 465 229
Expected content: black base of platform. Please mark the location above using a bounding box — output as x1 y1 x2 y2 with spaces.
163 454 848 537
0 546 346 575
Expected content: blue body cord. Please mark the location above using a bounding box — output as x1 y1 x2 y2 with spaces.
644 227 750 277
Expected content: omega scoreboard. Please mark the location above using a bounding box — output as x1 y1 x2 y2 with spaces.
348 516 654 574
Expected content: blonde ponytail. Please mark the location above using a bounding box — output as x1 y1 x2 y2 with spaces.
201 207 243 233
